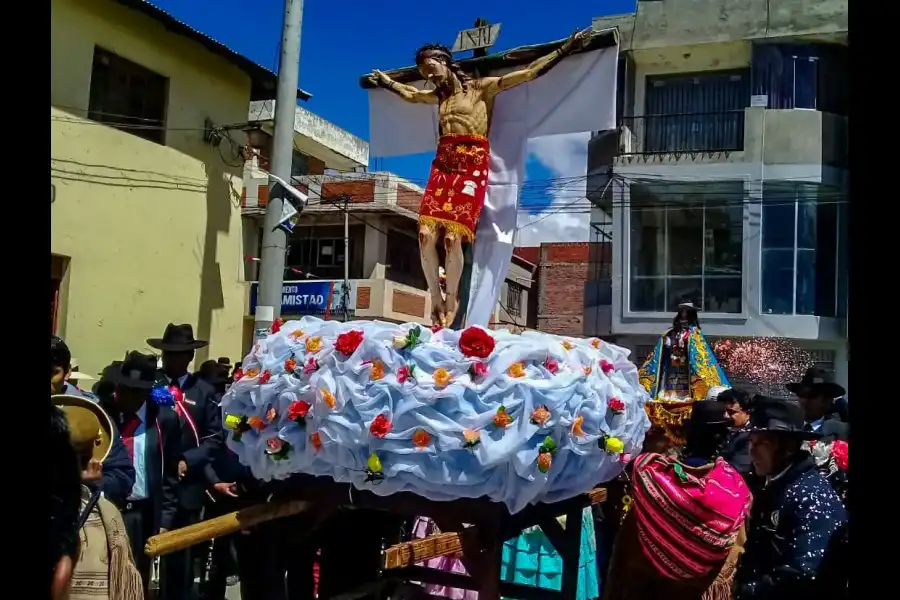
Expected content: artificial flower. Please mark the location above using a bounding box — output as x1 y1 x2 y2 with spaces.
608 398 625 414
539 436 558 454
433 368 452 388
458 327 496 359
271 318 283 334
265 437 291 461
370 360 385 381
599 360 615 375
335 330 364 356
284 358 297 373
544 358 559 374
621 453 633 464
598 435 625 454
247 416 265 432
591 339 601 350
310 432 322 452
259 370 272 384
530 406 551 426
151 386 175 407
225 415 250 441
306 336 322 353
265 407 277 423
537 452 552 473
572 415 585 437
397 364 414 384
507 362 526 378
289 329 305 340
469 361 488 379
366 453 383 474
562 340 574 351
287 400 311 424
369 414 393 438
463 429 481 448
405 326 423 349
831 440 849 471
224 414 243 430
303 357 319 376
494 406 514 428
583 365 593 376
392 336 408 350
431 325 444 334
245 368 260 379
232 367 244 381
320 389 336 409
412 429 432 448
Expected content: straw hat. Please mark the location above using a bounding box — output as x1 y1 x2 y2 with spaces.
51 394 114 463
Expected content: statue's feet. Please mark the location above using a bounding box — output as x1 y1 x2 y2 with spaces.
431 297 446 328
444 295 459 329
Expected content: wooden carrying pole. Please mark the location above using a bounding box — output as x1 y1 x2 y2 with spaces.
144 499 311 557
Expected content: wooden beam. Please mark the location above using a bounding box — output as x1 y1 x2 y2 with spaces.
383 530 479 569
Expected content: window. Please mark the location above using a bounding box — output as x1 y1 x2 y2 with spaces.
506 283 523 317
629 183 743 313
88 47 168 144
287 238 347 270
761 183 842 316
751 43 848 116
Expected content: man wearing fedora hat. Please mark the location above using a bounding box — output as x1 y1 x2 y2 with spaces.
736 396 847 600
102 351 183 592
147 323 223 600
787 367 848 443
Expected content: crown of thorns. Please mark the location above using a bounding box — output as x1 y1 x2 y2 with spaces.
415 43 454 64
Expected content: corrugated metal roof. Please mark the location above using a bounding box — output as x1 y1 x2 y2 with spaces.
113 0 312 101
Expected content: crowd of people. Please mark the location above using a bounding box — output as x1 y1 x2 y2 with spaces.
48 321 849 600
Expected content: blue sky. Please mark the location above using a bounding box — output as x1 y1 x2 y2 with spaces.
152 0 636 243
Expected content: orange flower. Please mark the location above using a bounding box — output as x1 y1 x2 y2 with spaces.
289 330 305 340
583 365 593 376
507 362 526 378
306 336 322 353
245 368 260 379
562 340 575 351
537 452 553 473
370 360 385 381
591 339 601 350
530 406 551 426
494 406 514 428
321 389 336 409
463 429 481 448
310 432 322 452
412 429 431 448
265 407 277 423
284 358 297 373
433 368 452 387
247 416 265 431
572 415 585 437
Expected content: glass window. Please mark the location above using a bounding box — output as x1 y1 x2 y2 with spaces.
760 184 841 316
629 183 743 314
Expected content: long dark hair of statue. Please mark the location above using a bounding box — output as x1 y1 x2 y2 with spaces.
672 304 700 330
415 44 474 99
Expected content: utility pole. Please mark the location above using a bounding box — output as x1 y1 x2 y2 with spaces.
343 194 350 322
254 0 304 341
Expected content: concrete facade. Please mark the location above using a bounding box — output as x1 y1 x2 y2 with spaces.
585 0 849 388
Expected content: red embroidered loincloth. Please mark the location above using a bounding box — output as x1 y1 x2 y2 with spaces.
419 134 490 242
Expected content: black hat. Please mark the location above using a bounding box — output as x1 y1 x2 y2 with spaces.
747 396 820 440
785 367 845 399
104 352 160 390
687 400 732 430
198 360 229 385
147 323 208 352
216 357 232 366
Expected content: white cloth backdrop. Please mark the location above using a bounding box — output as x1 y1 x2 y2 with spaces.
368 45 619 326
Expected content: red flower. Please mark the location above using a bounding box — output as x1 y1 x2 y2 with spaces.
470 361 489 379
431 325 444 334
259 370 272 384
271 318 283 334
232 368 244 381
397 365 411 384
544 358 559 374
608 397 625 413
284 358 297 373
335 330 364 356
599 360 615 375
168 386 185 404
458 327 495 359
369 414 393 438
831 440 848 471
288 400 311 423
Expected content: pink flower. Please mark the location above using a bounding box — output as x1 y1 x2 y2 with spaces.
303 357 319 376
397 365 412 384
544 358 559 374
469 361 489 379
599 360 615 375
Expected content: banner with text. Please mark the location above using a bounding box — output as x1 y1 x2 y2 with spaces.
249 280 356 318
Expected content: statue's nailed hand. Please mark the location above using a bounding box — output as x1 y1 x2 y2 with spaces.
561 27 591 55
368 69 393 88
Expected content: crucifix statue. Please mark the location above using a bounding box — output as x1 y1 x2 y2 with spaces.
368 29 588 327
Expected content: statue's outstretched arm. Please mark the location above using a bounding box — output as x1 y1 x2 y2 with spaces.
481 28 589 97
368 69 438 105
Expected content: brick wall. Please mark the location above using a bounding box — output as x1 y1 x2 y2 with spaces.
537 242 591 337
321 181 375 203
396 184 422 213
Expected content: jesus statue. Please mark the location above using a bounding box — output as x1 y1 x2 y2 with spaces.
368 29 588 327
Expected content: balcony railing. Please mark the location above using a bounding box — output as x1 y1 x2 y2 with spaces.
619 111 745 155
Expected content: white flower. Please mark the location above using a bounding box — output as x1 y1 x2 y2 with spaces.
392 336 408 350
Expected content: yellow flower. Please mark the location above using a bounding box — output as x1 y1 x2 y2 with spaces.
289 330 305 340
507 362 526 378
604 436 625 454
370 360 385 381
224 414 243 430
562 340 574 351
433 368 452 387
321 389 336 409
442 202 454 213
245 368 260 379
306 336 322 353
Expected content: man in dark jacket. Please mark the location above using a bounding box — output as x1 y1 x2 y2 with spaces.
148 323 223 600
737 396 848 600
717 388 753 477
787 367 849 442
51 335 136 506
